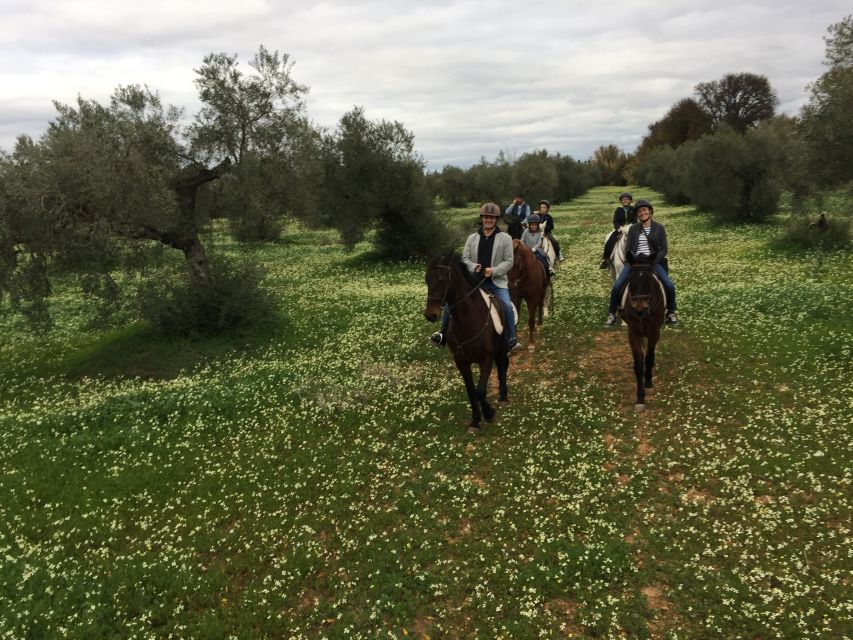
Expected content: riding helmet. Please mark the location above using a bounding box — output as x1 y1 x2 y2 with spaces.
619 192 633 201
527 214 542 224
479 202 501 217
538 200 550 209
633 199 654 214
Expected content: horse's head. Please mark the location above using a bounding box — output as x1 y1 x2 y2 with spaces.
424 252 454 322
627 264 655 319
508 239 527 288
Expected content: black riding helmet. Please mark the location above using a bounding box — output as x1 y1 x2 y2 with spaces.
619 192 633 201
633 199 654 214
527 214 542 224
537 200 550 210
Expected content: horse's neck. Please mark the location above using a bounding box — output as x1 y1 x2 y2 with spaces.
446 267 483 317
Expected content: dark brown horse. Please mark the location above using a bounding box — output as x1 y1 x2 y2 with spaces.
424 253 509 433
508 240 551 351
620 264 665 410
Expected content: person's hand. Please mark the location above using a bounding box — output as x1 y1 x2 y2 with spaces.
484 267 493 278
473 264 482 273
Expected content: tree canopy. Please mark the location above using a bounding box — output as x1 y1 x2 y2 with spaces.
0 46 314 329
694 72 779 132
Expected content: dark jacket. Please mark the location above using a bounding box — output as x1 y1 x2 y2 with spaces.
540 212 555 234
626 220 668 265
613 205 636 230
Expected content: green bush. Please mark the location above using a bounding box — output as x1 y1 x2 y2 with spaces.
782 188 852 249
138 255 274 336
634 145 691 205
683 125 785 222
783 215 850 249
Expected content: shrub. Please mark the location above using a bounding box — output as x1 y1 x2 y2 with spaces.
634 145 691 205
783 215 851 249
682 125 785 222
138 255 274 336
782 188 852 249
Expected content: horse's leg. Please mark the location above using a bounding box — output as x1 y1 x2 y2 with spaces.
456 359 482 428
629 331 646 410
476 357 496 426
645 326 659 389
496 349 509 404
527 295 537 350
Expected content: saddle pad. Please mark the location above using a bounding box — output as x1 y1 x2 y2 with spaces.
620 275 667 310
480 289 518 335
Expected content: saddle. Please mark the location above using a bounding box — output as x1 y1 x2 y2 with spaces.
479 290 518 335
619 273 667 310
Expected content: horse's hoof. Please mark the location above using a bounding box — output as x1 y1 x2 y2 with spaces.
468 425 482 435
645 381 654 389
484 409 496 423
527 343 535 352
634 403 646 412
499 399 509 407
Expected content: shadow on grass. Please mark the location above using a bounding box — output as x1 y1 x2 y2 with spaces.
55 311 295 382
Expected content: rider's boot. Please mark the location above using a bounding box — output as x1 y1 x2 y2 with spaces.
599 259 609 269
603 313 619 328
430 331 447 347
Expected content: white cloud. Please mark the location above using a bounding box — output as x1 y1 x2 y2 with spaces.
0 0 849 168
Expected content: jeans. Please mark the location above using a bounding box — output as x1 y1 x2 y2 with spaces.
439 279 516 342
609 263 676 314
534 249 551 273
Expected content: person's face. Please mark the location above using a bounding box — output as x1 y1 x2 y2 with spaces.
621 197 631 206
538 204 548 214
515 197 524 205
481 214 498 229
636 206 652 220
529 222 540 232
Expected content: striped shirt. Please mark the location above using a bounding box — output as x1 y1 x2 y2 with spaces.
636 226 652 256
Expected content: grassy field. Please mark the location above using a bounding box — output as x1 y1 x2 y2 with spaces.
1 187 850 639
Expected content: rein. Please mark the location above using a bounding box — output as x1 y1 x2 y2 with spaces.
427 264 486 311
428 263 493 349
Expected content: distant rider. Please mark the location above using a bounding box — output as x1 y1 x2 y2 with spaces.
503 194 530 240
603 199 679 327
600 192 636 269
536 200 564 262
432 203 522 353
521 214 556 276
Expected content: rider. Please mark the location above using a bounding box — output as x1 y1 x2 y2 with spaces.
431 202 521 352
600 192 637 269
537 200 564 262
603 199 679 327
503 194 530 237
521 214 556 276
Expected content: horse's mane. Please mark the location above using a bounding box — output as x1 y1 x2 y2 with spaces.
437 251 478 287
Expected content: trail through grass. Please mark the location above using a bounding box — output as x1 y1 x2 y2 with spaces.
1 187 850 638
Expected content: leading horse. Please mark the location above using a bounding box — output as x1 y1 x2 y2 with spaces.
424 253 509 433
508 240 551 350
620 263 665 410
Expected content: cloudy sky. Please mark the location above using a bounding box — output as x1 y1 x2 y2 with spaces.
1 0 848 169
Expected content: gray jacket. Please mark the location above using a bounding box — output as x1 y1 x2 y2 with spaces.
521 228 543 252
462 230 514 289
